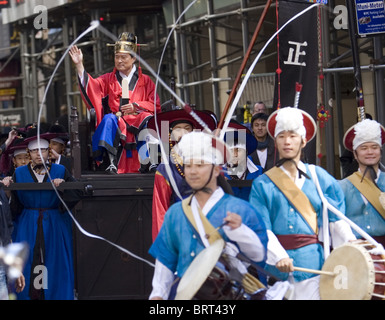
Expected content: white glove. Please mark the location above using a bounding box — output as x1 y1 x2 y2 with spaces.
369 243 385 256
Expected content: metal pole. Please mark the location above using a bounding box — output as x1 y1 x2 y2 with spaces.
218 0 273 129
91 10 103 75
207 0 220 116
179 0 190 103
345 0 366 121
70 106 81 178
373 36 385 160
19 31 30 122
321 7 335 175
172 0 184 102
63 18 72 131
373 36 385 120
240 0 249 57
30 30 39 122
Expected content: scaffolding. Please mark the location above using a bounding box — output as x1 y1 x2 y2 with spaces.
1 0 385 176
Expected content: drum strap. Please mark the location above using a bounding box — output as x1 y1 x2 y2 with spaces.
347 172 385 221
265 167 318 234
181 195 265 293
181 195 223 245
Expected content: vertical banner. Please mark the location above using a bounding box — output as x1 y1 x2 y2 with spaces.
273 0 319 163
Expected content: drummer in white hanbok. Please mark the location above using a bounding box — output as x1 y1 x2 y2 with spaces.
249 107 356 300
339 119 385 247
149 131 268 300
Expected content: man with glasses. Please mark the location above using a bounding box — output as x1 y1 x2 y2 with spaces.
69 32 160 173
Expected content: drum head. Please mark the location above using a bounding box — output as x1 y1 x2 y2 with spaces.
320 243 375 300
175 239 225 300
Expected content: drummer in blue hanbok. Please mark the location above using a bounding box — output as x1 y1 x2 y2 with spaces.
149 131 268 300
223 120 263 201
249 107 355 300
339 119 385 247
9 130 80 300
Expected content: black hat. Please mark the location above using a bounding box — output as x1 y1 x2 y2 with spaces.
147 109 217 141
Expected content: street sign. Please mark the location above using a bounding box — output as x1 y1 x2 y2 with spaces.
355 0 385 36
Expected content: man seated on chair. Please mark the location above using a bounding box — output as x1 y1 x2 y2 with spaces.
69 32 160 173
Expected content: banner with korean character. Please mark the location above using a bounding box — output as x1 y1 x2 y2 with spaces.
273 0 319 163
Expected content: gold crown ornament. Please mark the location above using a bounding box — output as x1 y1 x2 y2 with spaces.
107 32 138 54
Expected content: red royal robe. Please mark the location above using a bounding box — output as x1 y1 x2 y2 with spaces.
79 66 161 173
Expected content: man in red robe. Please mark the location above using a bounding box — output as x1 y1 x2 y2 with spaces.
69 32 160 173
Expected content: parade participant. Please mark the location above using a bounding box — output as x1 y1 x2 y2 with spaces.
44 124 71 172
250 113 276 171
340 113 373 178
0 137 29 178
252 101 267 115
69 32 160 173
147 109 217 241
149 131 268 300
0 171 24 299
0 129 19 159
249 107 355 300
223 120 262 200
339 119 385 246
9 130 80 300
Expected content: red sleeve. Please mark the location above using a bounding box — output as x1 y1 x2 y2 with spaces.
152 171 172 241
78 72 110 126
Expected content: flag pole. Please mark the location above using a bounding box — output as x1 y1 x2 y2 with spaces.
217 0 273 131
345 0 366 121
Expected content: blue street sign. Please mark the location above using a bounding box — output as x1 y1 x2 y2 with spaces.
306 0 328 3
355 0 385 36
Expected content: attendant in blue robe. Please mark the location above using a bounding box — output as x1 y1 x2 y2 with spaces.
149 131 267 300
339 119 385 246
10 133 80 300
223 120 263 200
249 107 355 300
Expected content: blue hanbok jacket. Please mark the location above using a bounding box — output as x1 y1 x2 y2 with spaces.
249 164 346 282
149 193 268 280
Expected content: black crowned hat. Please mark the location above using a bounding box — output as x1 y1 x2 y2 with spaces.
146 109 217 141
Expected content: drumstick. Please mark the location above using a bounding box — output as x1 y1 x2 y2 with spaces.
205 221 229 239
293 266 336 277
